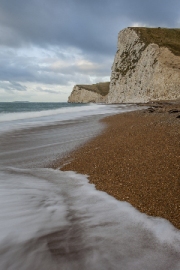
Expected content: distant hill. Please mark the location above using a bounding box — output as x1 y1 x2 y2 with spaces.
13 101 30 103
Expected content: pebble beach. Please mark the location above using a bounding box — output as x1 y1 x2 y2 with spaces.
60 101 180 229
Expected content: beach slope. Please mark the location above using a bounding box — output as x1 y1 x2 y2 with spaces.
60 102 180 229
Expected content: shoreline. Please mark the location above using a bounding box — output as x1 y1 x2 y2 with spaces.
58 102 180 229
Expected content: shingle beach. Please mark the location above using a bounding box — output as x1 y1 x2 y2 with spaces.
59 102 180 229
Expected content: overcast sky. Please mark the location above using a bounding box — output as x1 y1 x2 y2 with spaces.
0 0 180 102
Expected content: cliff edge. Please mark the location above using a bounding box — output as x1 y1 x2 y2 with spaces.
68 82 109 103
109 27 180 103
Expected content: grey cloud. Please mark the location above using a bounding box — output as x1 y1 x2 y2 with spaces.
0 50 70 85
36 87 66 95
0 47 111 88
0 81 27 92
0 0 180 101
42 60 112 77
0 0 179 56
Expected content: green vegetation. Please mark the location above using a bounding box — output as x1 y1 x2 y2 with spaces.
115 27 180 77
77 82 110 96
131 27 180 56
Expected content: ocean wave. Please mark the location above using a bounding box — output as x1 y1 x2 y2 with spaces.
0 168 179 270
0 104 107 122
0 103 138 136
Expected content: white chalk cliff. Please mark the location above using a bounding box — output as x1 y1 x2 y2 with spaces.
68 27 180 103
68 83 109 103
109 27 180 103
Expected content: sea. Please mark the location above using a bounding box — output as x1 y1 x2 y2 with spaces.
0 102 180 270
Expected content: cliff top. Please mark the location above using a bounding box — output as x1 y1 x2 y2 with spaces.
130 27 180 56
76 82 110 96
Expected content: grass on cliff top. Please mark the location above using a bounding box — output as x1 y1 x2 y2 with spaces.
77 82 110 96
131 27 180 56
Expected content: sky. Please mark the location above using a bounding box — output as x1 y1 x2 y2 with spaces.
0 0 180 102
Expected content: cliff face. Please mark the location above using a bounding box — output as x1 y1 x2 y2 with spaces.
68 27 180 103
109 27 180 103
68 82 109 103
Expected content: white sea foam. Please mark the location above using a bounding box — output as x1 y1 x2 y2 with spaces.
0 105 119 168
0 104 105 122
0 103 136 135
0 103 179 269
0 103 132 123
0 168 179 270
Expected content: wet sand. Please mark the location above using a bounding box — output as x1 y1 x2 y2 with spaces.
59 101 180 229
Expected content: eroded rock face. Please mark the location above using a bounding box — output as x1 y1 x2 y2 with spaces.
68 86 108 103
108 28 180 103
68 28 180 104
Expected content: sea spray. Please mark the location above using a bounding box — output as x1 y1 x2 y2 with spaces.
0 168 179 270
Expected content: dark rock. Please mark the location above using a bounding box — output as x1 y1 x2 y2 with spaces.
176 115 180 118
147 107 155 113
152 105 163 108
168 109 180 113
